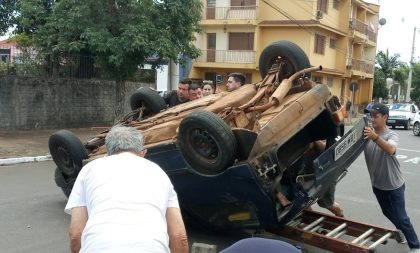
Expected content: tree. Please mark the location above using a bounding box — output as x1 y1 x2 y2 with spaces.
0 0 16 35
374 50 402 101
373 67 388 99
375 50 401 78
392 63 409 100
410 62 420 105
21 0 202 119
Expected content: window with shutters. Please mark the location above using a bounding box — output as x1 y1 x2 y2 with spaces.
231 0 256 9
317 0 328 13
330 38 336 49
314 34 326 54
229 33 254 50
333 0 339 10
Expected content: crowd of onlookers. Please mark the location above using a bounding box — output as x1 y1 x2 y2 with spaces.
163 72 246 108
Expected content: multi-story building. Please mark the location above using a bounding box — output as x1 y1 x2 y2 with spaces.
189 0 379 106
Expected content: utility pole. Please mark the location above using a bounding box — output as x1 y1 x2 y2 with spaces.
406 26 417 102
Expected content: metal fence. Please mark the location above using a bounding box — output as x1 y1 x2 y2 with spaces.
0 52 155 82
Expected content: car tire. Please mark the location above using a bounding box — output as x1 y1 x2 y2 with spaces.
413 122 420 136
54 167 75 198
404 120 410 130
178 110 237 175
259 40 311 79
130 87 167 119
49 130 88 177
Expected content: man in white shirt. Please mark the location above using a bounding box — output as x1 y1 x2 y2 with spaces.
65 125 188 253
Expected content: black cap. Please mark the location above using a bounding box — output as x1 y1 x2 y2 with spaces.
364 103 389 115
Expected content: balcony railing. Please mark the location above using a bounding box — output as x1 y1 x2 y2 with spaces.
196 50 255 64
349 18 377 43
350 58 374 74
204 6 257 20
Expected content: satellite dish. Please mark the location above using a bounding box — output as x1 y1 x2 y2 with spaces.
379 18 386 26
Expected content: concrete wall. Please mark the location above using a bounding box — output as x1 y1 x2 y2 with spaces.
0 76 151 130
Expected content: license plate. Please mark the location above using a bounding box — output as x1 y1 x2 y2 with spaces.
335 130 358 161
388 119 396 123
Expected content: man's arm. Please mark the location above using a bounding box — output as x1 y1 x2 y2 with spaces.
69 206 88 253
364 127 396 155
166 207 188 253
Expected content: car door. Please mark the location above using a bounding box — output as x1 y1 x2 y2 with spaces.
411 105 417 121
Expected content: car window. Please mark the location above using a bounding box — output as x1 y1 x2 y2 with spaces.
389 104 410 111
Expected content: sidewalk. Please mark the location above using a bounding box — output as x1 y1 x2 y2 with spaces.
0 127 102 164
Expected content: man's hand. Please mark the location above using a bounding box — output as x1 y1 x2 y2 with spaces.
364 127 378 141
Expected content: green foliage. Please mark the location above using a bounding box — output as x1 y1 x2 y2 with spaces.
374 50 405 100
410 63 420 104
13 51 44 76
375 50 401 79
17 0 203 81
0 0 16 35
373 67 388 99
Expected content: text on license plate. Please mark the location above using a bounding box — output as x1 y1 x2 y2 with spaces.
334 131 358 161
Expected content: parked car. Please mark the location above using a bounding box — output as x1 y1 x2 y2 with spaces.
387 103 419 130
413 110 420 136
49 41 367 231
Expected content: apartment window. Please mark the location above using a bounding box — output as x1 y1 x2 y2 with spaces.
206 0 216 19
313 76 323 84
317 0 328 13
327 77 333 87
231 0 256 9
1 54 9 63
333 0 340 10
207 33 216 62
314 34 326 54
330 38 337 49
229 33 254 50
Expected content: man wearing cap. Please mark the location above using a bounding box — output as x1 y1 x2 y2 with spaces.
363 103 420 252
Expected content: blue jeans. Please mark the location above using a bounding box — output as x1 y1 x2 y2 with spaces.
373 184 420 249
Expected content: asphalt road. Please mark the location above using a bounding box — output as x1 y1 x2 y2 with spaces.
0 128 419 253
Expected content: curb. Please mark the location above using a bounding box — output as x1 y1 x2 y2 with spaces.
0 155 52 166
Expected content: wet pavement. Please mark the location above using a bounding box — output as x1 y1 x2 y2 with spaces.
0 127 104 159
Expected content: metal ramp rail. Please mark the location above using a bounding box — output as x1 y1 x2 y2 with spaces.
277 209 401 253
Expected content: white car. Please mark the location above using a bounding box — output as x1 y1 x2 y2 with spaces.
413 110 420 136
387 103 419 130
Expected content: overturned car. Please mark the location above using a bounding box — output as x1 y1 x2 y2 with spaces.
49 41 367 231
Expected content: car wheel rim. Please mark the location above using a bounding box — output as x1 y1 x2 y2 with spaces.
56 146 76 175
190 129 219 161
414 124 420 135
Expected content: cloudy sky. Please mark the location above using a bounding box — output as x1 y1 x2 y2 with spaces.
373 0 420 63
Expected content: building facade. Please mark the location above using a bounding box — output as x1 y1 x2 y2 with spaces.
189 0 379 106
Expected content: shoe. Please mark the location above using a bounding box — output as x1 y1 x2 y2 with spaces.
396 230 407 244
328 202 344 217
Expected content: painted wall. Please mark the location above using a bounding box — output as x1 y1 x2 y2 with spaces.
0 76 151 130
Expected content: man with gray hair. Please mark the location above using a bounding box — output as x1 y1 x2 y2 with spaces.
65 125 188 253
